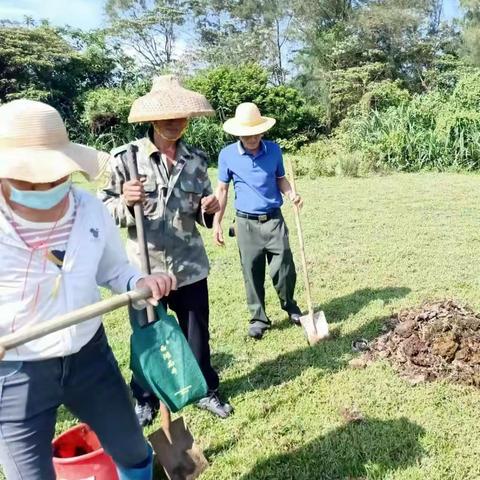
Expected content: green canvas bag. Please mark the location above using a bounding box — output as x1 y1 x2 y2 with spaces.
129 304 208 413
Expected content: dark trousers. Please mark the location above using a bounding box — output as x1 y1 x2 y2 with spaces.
0 326 149 480
131 278 219 404
236 211 301 324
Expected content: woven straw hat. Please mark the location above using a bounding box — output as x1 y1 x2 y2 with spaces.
0 100 101 183
223 103 276 136
128 75 215 123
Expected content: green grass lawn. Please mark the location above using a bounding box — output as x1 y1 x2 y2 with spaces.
4 172 480 479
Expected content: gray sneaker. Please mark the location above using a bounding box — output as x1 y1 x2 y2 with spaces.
289 313 302 326
134 400 158 427
197 392 233 418
248 320 271 339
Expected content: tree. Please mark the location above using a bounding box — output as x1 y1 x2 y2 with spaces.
0 23 78 103
105 0 188 72
189 0 295 84
186 64 326 149
293 0 459 126
0 22 122 144
461 0 480 65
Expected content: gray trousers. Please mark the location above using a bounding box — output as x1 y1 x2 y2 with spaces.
0 326 149 480
236 211 301 324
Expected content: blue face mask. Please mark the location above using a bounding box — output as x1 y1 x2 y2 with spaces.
9 180 71 210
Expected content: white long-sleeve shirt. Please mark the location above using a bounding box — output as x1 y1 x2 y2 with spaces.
0 187 143 360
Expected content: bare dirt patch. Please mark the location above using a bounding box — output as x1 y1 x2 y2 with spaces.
360 300 480 386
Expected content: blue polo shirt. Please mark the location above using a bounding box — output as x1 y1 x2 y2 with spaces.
218 140 285 214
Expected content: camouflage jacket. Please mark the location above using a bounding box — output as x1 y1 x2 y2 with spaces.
99 136 214 288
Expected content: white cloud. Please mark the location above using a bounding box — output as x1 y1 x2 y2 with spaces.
0 0 106 29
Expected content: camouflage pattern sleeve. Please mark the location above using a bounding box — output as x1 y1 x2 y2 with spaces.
98 149 136 228
195 149 214 229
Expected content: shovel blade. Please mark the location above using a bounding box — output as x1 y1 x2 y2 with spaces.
149 417 208 480
300 311 329 346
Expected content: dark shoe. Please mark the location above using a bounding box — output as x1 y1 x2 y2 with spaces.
197 391 233 418
289 313 302 326
134 399 159 427
248 320 271 339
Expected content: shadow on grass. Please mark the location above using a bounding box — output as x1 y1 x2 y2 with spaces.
323 286 411 324
222 314 389 398
211 352 236 373
275 286 411 331
240 417 425 480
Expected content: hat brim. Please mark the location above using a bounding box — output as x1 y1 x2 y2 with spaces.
223 117 276 136
128 109 215 123
0 142 102 183
128 91 215 124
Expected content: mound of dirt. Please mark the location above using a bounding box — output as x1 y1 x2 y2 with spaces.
363 300 480 386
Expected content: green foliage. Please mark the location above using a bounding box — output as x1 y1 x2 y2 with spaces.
79 75 150 150
450 70 480 109
294 0 459 129
293 138 385 178
325 69 480 174
81 85 148 151
0 25 78 104
461 0 480 65
360 80 410 112
0 22 125 152
187 64 326 152
106 0 188 72
183 118 227 162
82 87 136 129
328 63 389 125
186 64 269 118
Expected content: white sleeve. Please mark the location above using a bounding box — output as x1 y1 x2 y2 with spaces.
96 205 143 294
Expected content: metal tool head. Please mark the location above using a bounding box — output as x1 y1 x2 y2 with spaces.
300 310 330 346
149 417 208 480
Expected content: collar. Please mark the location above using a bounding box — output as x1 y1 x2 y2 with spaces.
144 128 161 158
237 140 267 157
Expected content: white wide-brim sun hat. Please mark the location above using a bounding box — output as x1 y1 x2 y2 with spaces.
128 75 215 123
223 102 276 137
0 99 103 183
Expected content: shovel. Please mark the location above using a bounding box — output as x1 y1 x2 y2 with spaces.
0 287 153 360
126 145 208 480
287 159 329 345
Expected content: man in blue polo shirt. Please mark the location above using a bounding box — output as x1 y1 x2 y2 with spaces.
214 102 303 339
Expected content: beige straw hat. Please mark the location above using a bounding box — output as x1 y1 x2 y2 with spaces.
0 99 101 183
128 75 215 123
223 103 276 136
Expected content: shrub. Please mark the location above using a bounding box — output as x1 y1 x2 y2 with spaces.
81 87 145 151
330 72 480 173
183 118 227 163
187 64 326 151
360 80 410 112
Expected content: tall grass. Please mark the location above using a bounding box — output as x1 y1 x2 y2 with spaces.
297 70 480 176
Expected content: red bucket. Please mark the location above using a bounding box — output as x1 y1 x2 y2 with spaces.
52 423 119 480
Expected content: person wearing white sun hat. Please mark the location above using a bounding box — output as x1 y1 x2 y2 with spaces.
0 99 175 480
214 102 303 340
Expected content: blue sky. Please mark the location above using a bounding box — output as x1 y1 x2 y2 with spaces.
443 0 462 21
0 0 106 29
0 0 463 30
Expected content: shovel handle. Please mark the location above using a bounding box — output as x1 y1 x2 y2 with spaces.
126 145 156 325
287 159 314 318
160 402 172 442
0 288 152 358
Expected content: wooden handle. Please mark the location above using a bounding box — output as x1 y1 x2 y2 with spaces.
287 159 314 317
0 288 152 354
160 402 172 443
126 145 157 324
